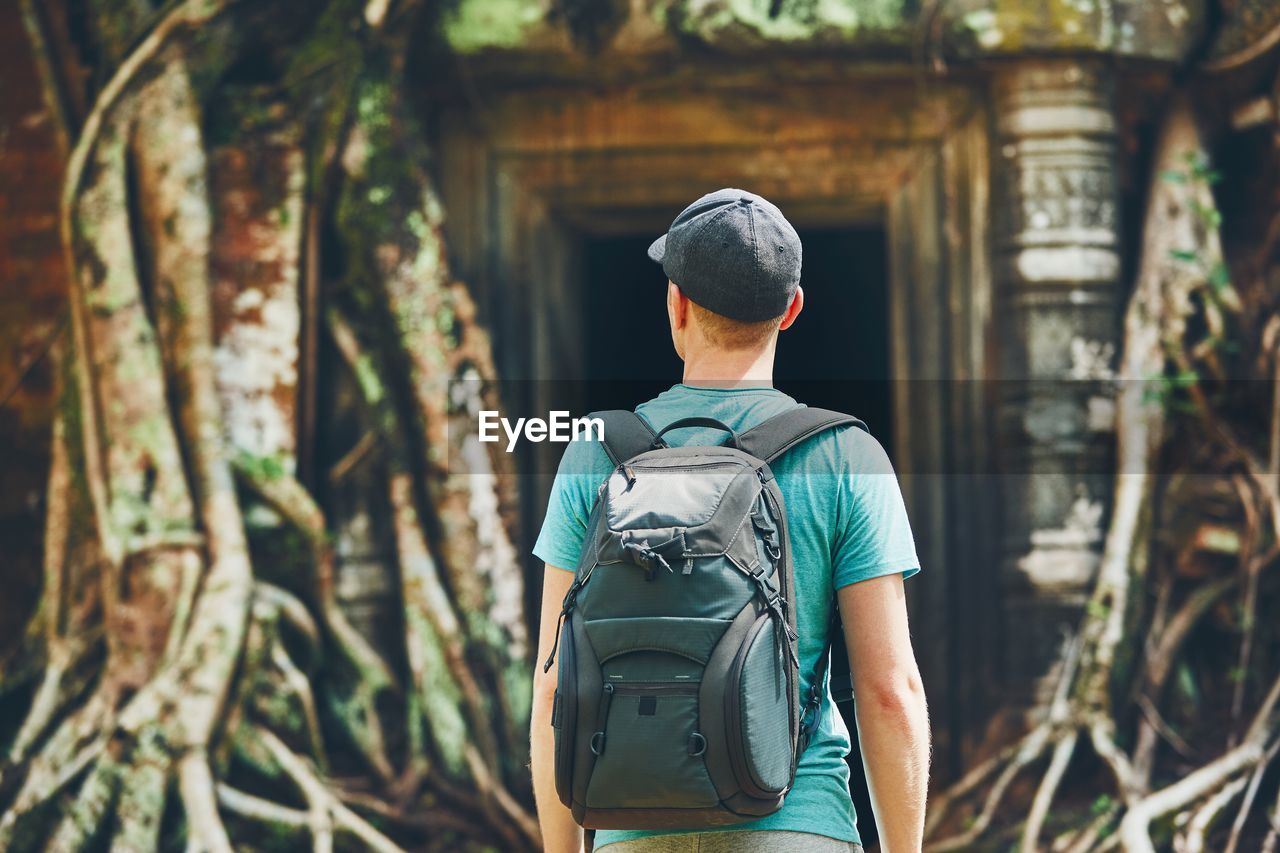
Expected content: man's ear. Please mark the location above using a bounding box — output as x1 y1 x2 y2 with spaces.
668 281 690 330
778 286 804 331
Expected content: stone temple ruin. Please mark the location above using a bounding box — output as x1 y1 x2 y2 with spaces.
423 0 1213 770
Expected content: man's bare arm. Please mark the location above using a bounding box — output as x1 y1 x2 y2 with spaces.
838 573 930 853
531 564 584 853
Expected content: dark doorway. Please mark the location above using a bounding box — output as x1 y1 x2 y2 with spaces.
581 228 892 453
581 233 683 410
579 226 891 846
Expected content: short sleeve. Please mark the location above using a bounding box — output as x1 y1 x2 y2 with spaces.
831 429 921 589
532 437 614 571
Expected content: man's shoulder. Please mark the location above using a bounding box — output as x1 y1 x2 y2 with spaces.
552 429 615 478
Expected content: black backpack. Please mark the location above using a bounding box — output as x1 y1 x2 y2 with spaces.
543 406 866 830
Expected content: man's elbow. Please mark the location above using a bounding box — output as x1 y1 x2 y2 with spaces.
858 667 928 721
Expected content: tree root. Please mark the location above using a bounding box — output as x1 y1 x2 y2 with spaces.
255 727 403 853
234 465 397 783
390 473 501 764
0 692 110 847
1224 738 1280 853
46 753 119 851
216 783 310 832
1261 778 1280 853
8 413 73 765
926 723 1053 851
1053 801 1120 853
921 740 1019 838
1118 673 1280 852
1021 729 1080 852
1178 776 1249 853
328 304 539 848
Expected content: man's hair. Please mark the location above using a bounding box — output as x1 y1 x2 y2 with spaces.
688 300 785 351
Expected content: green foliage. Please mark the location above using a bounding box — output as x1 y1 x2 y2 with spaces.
1142 368 1200 413
234 449 288 482
443 0 548 53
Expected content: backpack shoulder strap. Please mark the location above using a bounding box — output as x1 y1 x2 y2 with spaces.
735 407 868 463
591 410 660 466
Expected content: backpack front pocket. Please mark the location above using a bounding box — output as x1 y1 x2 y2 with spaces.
584 683 719 810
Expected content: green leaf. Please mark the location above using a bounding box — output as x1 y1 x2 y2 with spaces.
1191 200 1222 228
1160 169 1187 184
1168 248 1199 263
1184 150 1214 180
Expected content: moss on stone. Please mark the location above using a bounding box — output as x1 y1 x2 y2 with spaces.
442 0 550 53
675 0 908 44
434 0 1202 61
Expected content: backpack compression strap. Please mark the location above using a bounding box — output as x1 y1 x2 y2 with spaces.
592 410 662 466
735 407 868 464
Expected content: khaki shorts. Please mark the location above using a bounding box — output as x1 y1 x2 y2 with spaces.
597 830 865 852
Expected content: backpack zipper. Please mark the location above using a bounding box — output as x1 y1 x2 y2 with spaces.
624 461 746 474
604 682 699 695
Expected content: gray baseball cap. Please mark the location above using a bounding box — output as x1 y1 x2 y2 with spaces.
647 187 802 322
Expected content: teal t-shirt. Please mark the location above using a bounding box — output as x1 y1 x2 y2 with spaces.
533 384 921 848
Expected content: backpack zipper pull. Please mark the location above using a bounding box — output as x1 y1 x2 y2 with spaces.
590 683 616 756
542 580 580 672
682 557 694 575
542 610 566 673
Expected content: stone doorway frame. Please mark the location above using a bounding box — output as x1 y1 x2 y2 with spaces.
433 72 1001 774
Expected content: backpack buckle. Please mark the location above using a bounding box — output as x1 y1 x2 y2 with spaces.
799 689 825 746
621 535 674 581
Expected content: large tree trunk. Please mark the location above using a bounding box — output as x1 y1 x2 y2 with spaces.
0 1 537 849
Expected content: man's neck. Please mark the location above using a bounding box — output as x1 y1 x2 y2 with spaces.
681 345 776 388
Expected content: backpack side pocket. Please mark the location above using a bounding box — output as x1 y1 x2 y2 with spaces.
729 614 796 795
554 615 578 808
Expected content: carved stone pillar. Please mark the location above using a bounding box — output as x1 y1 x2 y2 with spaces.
992 60 1121 700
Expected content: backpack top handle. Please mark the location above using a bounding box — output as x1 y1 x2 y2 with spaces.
650 416 741 450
